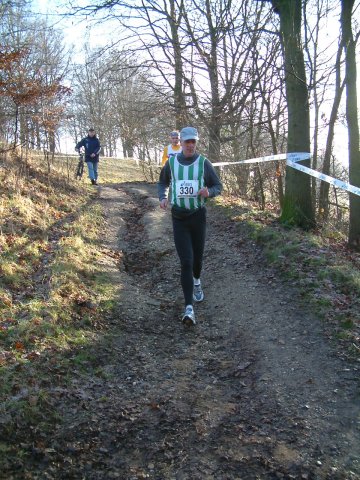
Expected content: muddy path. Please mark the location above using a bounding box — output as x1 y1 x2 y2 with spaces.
6 182 360 479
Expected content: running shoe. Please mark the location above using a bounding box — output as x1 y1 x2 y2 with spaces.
193 283 204 302
182 306 196 326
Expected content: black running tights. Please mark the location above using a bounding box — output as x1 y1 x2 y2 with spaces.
172 207 206 306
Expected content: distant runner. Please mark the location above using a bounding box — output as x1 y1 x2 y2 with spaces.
161 130 182 166
158 126 222 326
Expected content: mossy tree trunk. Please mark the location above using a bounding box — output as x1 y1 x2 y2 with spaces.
272 0 315 229
341 0 360 250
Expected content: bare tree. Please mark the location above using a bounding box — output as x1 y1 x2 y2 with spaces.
253 33 287 207
0 1 70 154
175 0 272 161
302 0 346 220
271 0 315 229
317 41 346 219
68 0 275 162
341 0 360 249
69 47 173 159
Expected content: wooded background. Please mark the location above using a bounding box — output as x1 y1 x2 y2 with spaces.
0 0 359 247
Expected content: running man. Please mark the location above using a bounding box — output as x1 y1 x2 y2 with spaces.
158 126 222 326
161 130 182 166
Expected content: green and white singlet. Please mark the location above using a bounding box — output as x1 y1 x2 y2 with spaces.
169 154 206 210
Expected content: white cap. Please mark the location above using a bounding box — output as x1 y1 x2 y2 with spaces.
180 126 199 141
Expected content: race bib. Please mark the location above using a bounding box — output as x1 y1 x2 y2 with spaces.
176 180 198 198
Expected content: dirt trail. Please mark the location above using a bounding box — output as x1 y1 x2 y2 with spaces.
10 182 360 479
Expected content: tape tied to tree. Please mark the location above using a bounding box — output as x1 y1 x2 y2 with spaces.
212 152 360 197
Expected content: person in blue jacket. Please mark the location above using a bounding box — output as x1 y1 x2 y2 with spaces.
75 128 101 185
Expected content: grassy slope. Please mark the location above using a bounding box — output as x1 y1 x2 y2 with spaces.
0 154 146 456
0 153 359 464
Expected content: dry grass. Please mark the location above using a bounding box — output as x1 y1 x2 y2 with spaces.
0 151 146 414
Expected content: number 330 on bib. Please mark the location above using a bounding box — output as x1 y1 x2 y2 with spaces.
176 180 198 198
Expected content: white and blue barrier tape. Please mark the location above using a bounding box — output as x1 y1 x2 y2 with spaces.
212 152 360 197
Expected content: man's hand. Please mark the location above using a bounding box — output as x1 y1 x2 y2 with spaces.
160 199 168 210
198 187 209 198
90 153 95 158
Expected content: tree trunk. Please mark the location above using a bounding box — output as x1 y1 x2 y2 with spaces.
272 0 315 229
318 46 346 220
168 0 188 128
123 138 134 158
266 101 284 208
49 131 56 153
341 0 360 250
